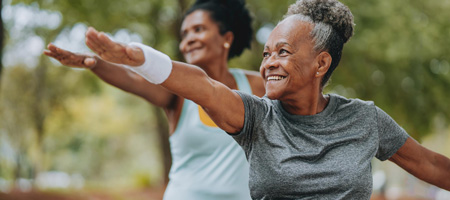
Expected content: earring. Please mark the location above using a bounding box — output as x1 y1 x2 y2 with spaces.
224 43 230 49
316 72 319 75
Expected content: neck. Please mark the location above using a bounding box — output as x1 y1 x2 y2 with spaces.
281 83 328 116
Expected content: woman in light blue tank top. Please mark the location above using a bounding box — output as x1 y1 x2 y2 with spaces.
163 1 265 199
44 0 264 199
165 69 256 200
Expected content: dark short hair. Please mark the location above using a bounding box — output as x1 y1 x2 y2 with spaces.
284 0 354 87
184 0 253 59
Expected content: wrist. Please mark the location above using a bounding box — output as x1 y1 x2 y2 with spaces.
126 42 172 84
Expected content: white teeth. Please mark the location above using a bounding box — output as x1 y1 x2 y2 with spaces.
267 76 285 81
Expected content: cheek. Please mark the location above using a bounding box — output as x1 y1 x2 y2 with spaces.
290 57 312 74
259 65 265 78
179 41 186 53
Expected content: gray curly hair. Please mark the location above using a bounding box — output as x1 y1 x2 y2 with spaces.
283 0 354 87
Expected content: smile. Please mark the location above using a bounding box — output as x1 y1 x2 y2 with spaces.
186 47 202 54
267 75 286 81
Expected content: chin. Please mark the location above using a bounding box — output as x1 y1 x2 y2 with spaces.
265 92 281 100
187 56 205 65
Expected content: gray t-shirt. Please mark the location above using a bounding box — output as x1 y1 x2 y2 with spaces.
232 92 409 200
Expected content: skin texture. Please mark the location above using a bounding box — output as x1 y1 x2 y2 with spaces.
260 17 331 115
44 10 265 134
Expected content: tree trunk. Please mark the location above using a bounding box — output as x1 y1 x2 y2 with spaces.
29 57 48 181
0 0 4 94
152 106 171 184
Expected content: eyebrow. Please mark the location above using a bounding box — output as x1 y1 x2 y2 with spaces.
180 24 202 35
264 42 292 50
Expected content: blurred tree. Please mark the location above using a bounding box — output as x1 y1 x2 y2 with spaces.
2 0 449 192
4 0 195 186
0 0 3 93
336 0 450 139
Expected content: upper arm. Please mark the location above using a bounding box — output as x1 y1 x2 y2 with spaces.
203 83 245 133
243 70 266 97
161 61 245 133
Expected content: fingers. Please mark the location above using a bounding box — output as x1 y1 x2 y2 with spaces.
44 43 93 68
86 26 136 65
86 27 122 53
97 31 118 50
86 27 107 55
43 43 68 60
85 27 145 66
47 43 72 56
43 49 59 59
86 27 124 59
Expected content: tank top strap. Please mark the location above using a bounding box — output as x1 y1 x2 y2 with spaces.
229 68 252 94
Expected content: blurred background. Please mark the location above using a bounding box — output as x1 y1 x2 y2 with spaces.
0 0 449 199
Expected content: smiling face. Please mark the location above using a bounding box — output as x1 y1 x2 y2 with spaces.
260 17 321 101
179 10 229 67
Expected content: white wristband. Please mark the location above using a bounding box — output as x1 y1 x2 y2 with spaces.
127 42 173 84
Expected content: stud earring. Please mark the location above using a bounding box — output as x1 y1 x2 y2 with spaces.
316 72 319 75
224 43 230 49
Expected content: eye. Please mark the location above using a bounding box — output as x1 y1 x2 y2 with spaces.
279 49 289 55
262 52 270 58
194 26 204 33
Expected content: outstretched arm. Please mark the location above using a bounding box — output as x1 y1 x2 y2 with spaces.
389 137 450 190
85 27 245 133
44 44 175 108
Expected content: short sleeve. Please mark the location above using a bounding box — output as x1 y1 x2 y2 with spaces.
375 106 410 161
229 91 269 156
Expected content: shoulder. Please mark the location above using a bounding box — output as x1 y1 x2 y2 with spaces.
241 69 265 97
330 94 377 119
332 94 375 109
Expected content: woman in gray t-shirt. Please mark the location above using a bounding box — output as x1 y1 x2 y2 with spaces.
56 0 450 199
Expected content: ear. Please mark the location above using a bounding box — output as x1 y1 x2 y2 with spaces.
223 31 234 47
315 51 332 78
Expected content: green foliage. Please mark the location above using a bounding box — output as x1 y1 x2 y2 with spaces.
2 0 449 190
334 0 450 139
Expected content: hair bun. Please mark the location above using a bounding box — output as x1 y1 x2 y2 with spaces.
286 0 354 43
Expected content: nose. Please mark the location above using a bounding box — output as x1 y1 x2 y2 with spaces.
184 32 197 45
180 32 196 52
260 53 279 77
262 53 279 70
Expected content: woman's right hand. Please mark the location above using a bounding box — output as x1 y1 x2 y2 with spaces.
44 43 98 69
85 27 145 67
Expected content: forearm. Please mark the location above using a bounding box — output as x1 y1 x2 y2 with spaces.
425 152 450 190
91 57 174 107
91 58 136 90
126 43 220 108
390 138 450 191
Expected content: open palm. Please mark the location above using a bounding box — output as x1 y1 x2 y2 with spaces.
44 43 97 69
85 27 145 67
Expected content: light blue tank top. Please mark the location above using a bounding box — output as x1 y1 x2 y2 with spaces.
163 69 252 200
